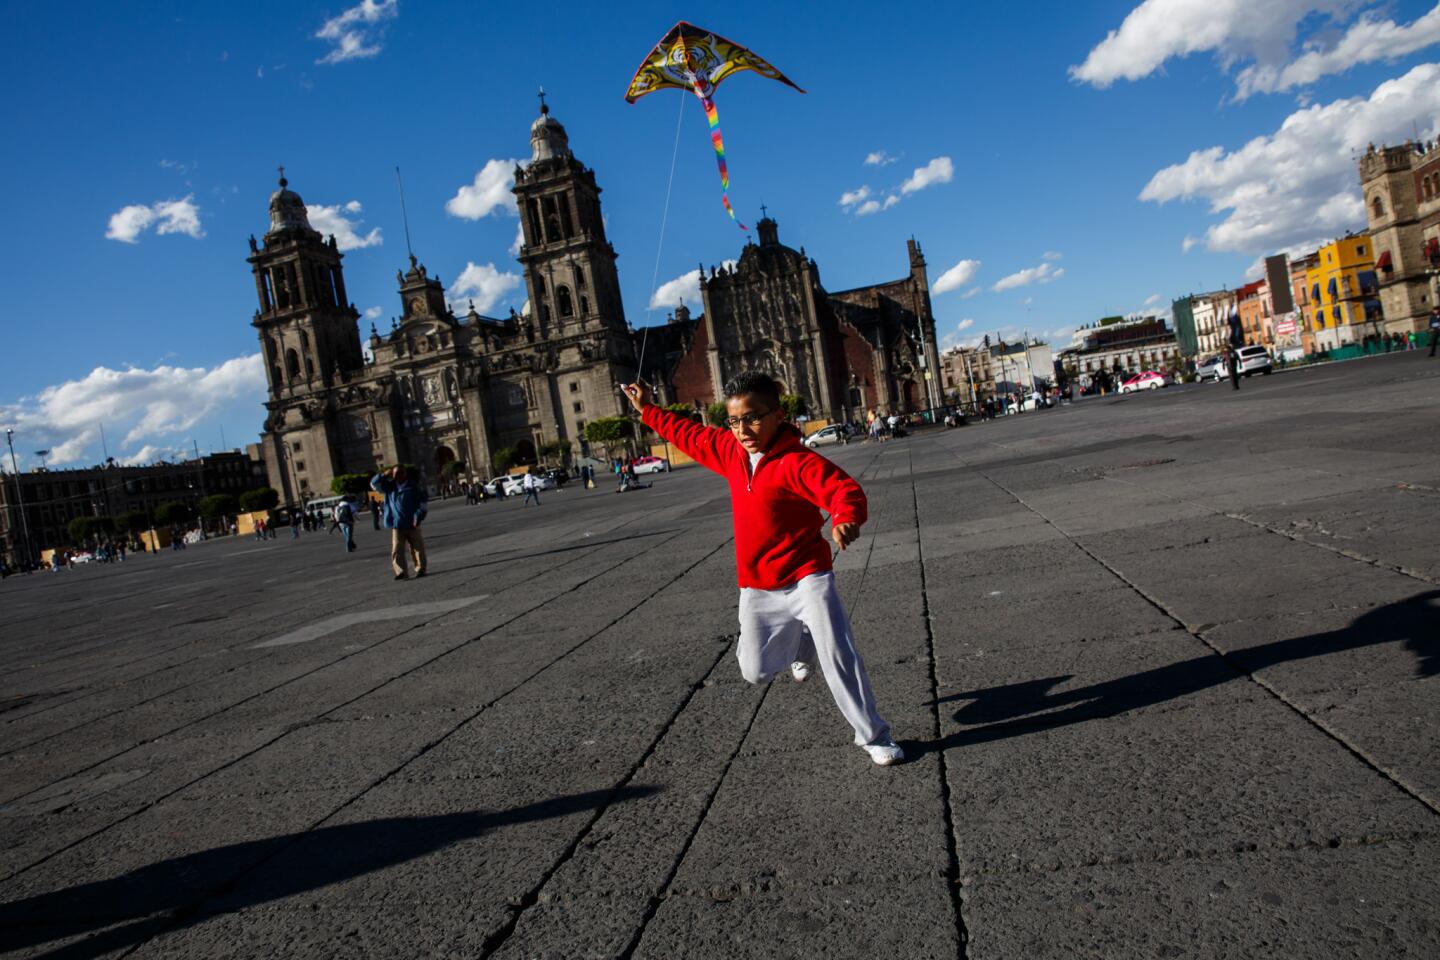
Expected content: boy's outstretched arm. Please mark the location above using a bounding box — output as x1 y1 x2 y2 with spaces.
623 383 729 473
793 455 868 551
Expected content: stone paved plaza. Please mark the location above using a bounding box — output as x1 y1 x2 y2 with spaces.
2 352 1438 959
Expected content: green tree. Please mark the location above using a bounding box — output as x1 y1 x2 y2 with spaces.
330 473 372 497
67 516 96 545
780 394 807 419
706 402 729 427
198 494 240 521
664 402 694 416
537 439 572 466
584 417 632 459
492 447 518 473
117 510 150 534
154 501 192 526
239 487 280 513
439 460 467 483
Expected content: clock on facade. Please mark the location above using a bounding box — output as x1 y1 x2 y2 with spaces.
409 297 428 316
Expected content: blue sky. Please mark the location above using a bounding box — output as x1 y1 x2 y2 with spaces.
3 0 1438 467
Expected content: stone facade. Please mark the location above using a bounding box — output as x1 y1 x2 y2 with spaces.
1360 141 1439 332
251 101 941 501
252 104 639 502
648 218 942 424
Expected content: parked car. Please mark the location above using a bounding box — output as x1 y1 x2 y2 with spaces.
502 473 557 495
541 468 569 487
630 456 669 475
480 477 507 496
1195 355 1226 381
1119 371 1167 393
803 424 848 448
1234 345 1273 376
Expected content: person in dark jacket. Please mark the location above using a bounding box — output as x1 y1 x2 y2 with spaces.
371 466 428 579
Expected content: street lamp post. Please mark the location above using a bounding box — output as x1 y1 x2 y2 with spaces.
5 429 34 568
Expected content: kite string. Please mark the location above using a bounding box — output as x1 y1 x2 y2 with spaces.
637 91 687 380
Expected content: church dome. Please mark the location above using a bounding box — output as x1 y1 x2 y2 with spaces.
529 99 571 163
267 171 315 235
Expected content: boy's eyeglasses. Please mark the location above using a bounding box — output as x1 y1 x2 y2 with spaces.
723 410 774 428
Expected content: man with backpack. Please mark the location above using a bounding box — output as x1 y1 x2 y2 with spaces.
333 497 358 553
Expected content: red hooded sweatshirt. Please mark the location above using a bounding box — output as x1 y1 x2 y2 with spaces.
641 405 867 590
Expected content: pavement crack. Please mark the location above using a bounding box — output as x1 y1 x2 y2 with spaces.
910 447 971 960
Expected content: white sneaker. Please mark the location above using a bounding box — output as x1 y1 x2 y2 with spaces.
790 661 812 683
863 740 904 766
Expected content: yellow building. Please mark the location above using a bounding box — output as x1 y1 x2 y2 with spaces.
1303 235 1381 351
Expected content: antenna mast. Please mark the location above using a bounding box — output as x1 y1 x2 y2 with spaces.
395 166 414 259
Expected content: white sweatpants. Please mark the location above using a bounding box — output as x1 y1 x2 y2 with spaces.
737 572 891 746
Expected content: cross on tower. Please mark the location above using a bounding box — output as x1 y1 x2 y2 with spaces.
537 86 548 114
760 203 768 219
277 164 287 186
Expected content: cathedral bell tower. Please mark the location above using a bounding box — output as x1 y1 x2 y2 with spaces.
248 169 364 398
512 94 627 341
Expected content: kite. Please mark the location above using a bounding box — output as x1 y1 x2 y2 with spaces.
625 21 804 231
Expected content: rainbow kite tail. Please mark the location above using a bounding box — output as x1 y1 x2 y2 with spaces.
698 92 748 231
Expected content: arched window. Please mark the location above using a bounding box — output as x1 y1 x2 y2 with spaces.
1372 195 1385 219
1425 177 1435 200
285 349 301 380
557 285 574 317
305 358 315 379
574 265 585 288
265 336 278 361
580 295 590 316
534 276 545 295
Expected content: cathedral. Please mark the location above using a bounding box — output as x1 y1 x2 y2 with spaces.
250 100 941 502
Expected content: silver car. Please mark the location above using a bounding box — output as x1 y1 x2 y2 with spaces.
1195 355 1226 381
803 424 848 448
1234 345 1273 376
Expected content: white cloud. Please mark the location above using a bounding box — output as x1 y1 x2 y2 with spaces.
1140 63 1440 255
446 159 523 220
1042 250 1063 261
315 0 398 65
932 258 982 295
1070 0 1355 89
939 318 977 350
447 262 522 315
900 156 954 194
0 355 265 467
883 194 901 209
363 306 383 319
993 261 1066 292
960 286 981 300
864 150 897 166
1144 293 1163 306
838 185 871 208
106 195 203 243
650 260 738 310
1235 7 1440 99
306 200 382 251
509 221 525 256
1182 234 1201 253
1023 297 1034 306
854 199 883 216
120 444 190 466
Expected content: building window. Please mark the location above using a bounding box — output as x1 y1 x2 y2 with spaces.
557 285 574 317
573 401 583 413
574 266 586 288
292 441 302 452
295 461 305 472
1357 245 1365 255
569 381 579 393
1372 195 1385 219
285 349 301 380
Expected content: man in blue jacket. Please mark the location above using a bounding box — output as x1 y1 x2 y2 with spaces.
371 466 428 580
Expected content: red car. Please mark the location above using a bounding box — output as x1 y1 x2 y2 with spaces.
1119 371 1167 393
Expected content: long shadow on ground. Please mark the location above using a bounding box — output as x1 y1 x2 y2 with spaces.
1 785 658 959
908 590 1438 756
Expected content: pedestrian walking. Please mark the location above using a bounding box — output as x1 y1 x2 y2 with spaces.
1429 308 1440 357
623 371 902 766
290 510 302 539
522 471 542 506
334 497 358 553
1226 309 1244 391
371 466 428 580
